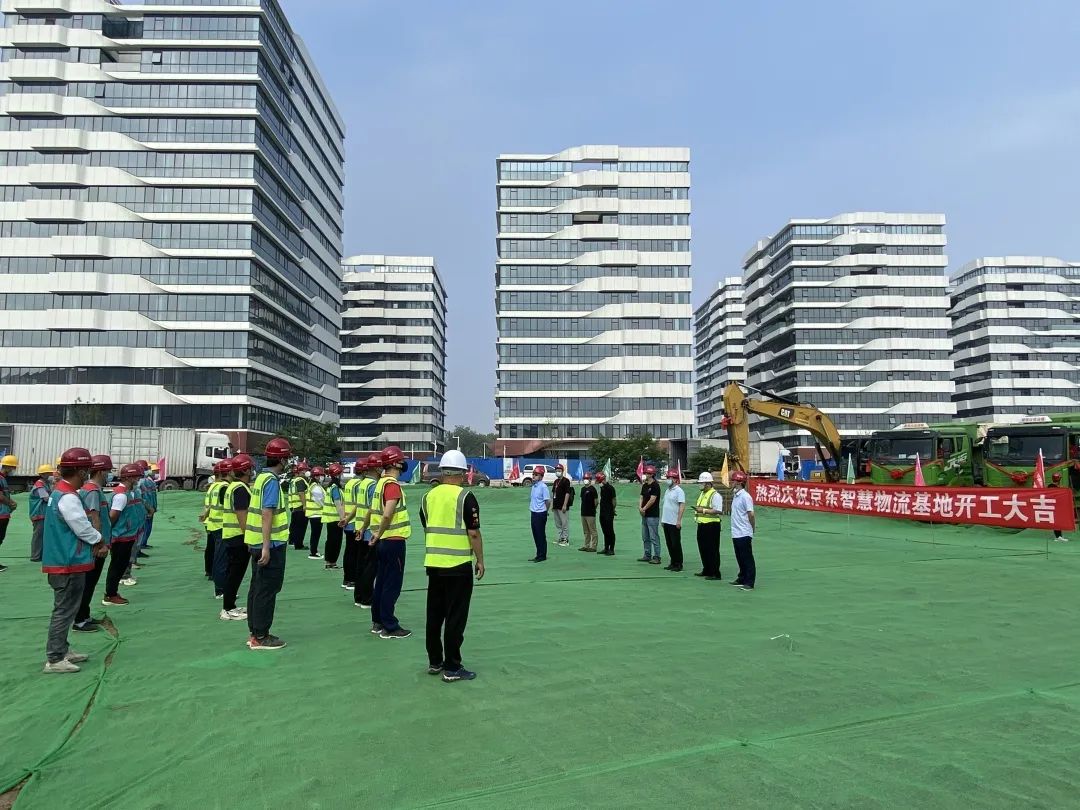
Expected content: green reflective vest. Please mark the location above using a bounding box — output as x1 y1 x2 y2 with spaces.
422 483 472 568
204 480 227 532
222 480 249 539
305 482 325 519
371 476 410 540
244 471 288 546
695 489 721 524
321 482 342 524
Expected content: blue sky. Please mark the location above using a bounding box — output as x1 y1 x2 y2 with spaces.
282 0 1080 431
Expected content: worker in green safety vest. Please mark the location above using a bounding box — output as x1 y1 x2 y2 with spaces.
242 437 291 651
419 449 485 682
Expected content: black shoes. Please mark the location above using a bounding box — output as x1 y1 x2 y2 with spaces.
528 556 547 562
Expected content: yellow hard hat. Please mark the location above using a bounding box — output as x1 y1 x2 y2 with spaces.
1 454 17 468
150 463 160 472
37 463 55 475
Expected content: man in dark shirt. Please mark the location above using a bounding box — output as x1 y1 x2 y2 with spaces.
638 466 662 564
597 472 617 556
578 473 598 552
551 465 573 547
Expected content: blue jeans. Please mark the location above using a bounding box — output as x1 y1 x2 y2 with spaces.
641 516 661 559
140 517 154 549
530 511 548 560
372 540 406 631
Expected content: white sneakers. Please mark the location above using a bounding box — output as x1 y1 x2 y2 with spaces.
219 608 247 621
44 651 88 674
120 577 137 586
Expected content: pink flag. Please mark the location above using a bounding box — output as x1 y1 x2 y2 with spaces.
467 465 475 486
676 460 682 480
636 456 645 480
913 453 925 487
157 456 167 484
1034 448 1046 489
509 462 520 481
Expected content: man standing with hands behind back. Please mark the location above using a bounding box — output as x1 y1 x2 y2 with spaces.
729 471 757 590
528 466 551 562
578 472 598 552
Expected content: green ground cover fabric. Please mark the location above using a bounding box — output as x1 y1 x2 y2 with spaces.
2 485 1078 808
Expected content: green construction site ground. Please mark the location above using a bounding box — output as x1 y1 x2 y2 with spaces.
2 485 1078 809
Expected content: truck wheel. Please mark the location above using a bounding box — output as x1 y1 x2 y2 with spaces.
196 478 211 492
479 479 490 487
160 479 180 491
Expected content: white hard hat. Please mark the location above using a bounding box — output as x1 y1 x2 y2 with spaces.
438 449 468 471
697 471 714 483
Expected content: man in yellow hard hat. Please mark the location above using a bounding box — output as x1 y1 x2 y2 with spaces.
29 463 56 563
0 454 18 571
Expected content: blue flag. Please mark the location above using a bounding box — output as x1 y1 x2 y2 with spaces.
776 453 786 481
575 460 584 481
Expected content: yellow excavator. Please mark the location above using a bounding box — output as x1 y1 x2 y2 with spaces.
722 382 845 482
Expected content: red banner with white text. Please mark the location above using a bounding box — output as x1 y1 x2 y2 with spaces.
750 479 1076 531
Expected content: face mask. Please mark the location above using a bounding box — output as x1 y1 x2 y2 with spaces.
668 479 675 488
556 471 563 478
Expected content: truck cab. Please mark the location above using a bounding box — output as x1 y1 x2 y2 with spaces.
983 416 1080 503
868 422 983 486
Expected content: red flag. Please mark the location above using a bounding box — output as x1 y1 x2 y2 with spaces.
467 465 475 486
913 453 925 487
636 456 645 480
157 456 167 484
1034 448 1046 489
510 462 520 481
676 460 682 479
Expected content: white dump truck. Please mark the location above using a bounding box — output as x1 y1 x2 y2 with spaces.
0 423 230 490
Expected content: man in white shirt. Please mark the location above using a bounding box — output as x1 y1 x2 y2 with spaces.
729 471 756 590
660 470 687 572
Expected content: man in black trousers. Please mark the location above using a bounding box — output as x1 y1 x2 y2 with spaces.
596 472 617 555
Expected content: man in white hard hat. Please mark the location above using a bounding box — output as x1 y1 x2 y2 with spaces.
420 449 485 682
692 471 724 580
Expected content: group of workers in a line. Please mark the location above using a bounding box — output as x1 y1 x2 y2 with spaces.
0 451 159 673
527 463 758 589
197 444 485 681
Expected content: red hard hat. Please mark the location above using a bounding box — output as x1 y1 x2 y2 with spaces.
328 463 343 477
667 469 680 480
381 445 405 467
264 437 292 460
119 463 142 479
644 465 656 475
232 454 254 474
554 464 564 471
90 454 114 473
135 459 149 472
352 459 366 474
294 461 310 473
311 466 325 477
583 472 593 480
1052 472 1063 482
366 453 383 470
58 447 93 471
731 470 748 483
594 472 606 483
219 458 236 474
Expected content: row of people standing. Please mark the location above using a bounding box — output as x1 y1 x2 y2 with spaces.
529 464 758 588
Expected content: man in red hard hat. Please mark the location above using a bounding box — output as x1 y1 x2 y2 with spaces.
288 461 311 552
596 472 618 555
73 454 114 633
243 437 292 650
578 472 598 552
551 464 572 547
370 445 412 639
41 448 107 673
638 465 662 565
352 453 383 608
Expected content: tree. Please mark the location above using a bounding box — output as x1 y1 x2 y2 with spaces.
689 446 729 476
68 398 105 426
277 419 340 464
448 425 496 457
589 433 665 480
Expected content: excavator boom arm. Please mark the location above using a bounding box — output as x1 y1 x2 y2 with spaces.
722 383 844 481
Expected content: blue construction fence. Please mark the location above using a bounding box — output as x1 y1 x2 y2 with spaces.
346 457 598 482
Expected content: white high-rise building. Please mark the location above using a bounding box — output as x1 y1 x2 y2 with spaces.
0 0 344 445
951 256 1080 420
742 213 954 445
495 145 693 452
339 256 447 454
694 277 745 438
